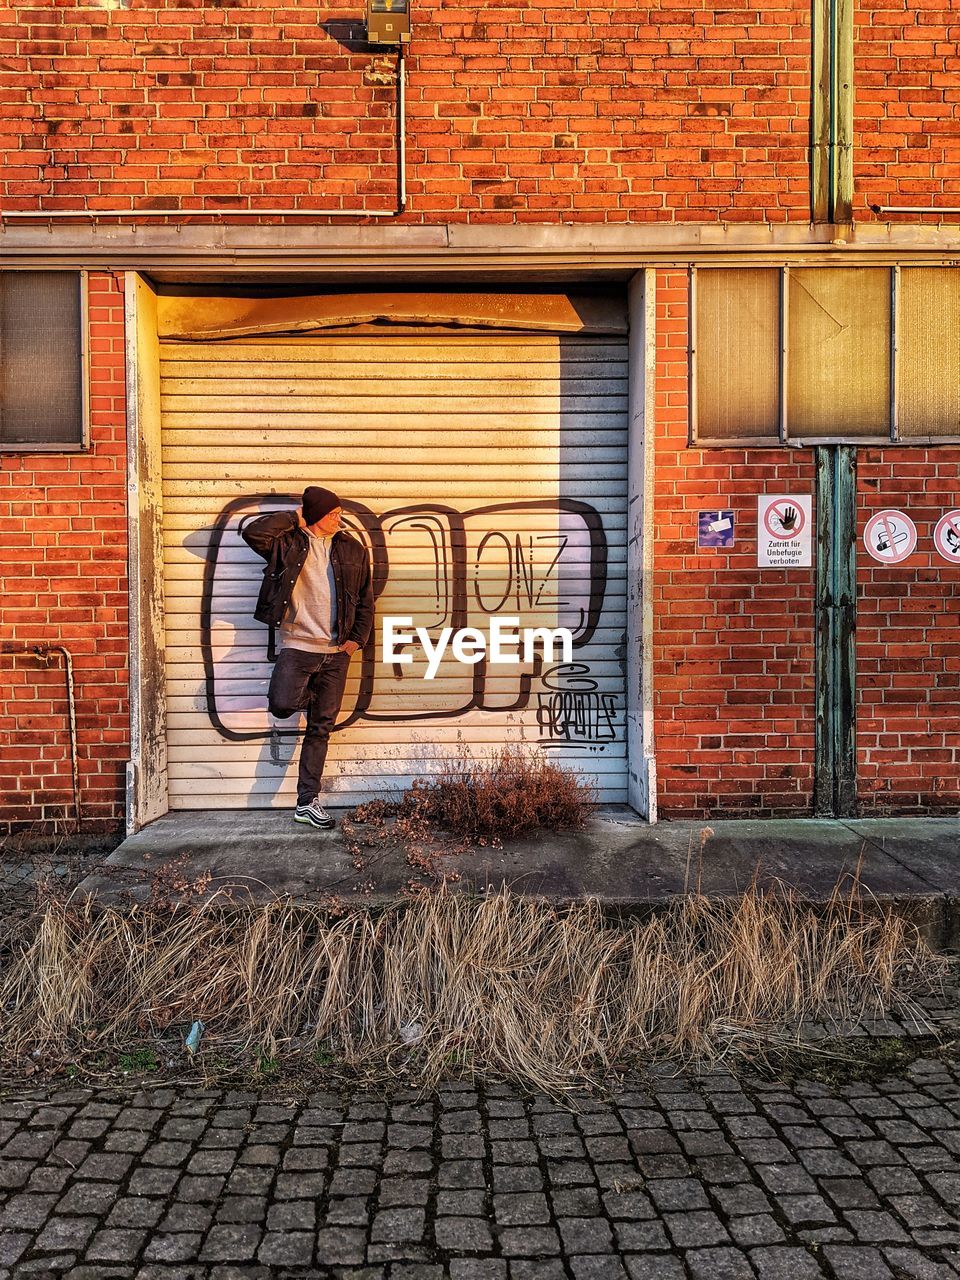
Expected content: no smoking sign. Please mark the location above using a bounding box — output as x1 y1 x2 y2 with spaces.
757 495 812 568
863 509 917 565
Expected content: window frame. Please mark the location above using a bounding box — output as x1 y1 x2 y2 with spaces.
689 264 960 448
0 269 91 454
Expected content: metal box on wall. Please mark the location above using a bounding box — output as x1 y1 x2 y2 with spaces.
366 0 410 45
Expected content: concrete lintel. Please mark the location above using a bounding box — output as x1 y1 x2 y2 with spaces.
5 221 960 274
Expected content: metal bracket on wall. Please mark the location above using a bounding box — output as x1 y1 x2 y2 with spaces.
814 445 857 817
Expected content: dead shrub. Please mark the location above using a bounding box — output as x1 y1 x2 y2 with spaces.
403 743 597 840
338 746 598 889
0 876 948 1097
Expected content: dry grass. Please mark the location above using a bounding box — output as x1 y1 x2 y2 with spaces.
0 876 947 1095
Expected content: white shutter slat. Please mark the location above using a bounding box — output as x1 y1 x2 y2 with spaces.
161 329 629 808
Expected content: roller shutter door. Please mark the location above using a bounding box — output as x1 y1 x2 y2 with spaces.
160 331 629 808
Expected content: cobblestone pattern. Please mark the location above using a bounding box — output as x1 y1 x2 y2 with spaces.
0 1054 958 1279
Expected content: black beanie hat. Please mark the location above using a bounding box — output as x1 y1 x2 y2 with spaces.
302 485 340 525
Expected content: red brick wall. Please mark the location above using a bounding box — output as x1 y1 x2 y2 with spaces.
856 449 960 813
1 0 810 223
652 277 960 819
0 273 128 831
855 0 960 218
652 269 818 818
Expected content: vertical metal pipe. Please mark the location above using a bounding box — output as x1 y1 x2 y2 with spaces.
811 0 852 222
828 0 838 220
834 0 854 220
815 446 833 816
397 45 408 212
814 447 857 817
811 0 830 221
1 644 81 829
835 445 857 815
50 645 82 830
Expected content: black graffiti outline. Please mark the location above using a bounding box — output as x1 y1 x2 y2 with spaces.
535 662 619 747
533 534 570 608
199 495 607 741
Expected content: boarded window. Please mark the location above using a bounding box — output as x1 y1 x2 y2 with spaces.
897 268 960 438
0 272 85 449
787 268 890 438
695 269 780 441
693 266 906 444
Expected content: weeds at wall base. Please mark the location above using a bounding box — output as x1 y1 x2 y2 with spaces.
0 877 950 1100
5 1033 958 1109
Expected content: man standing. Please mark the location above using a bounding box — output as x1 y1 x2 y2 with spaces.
241 486 375 829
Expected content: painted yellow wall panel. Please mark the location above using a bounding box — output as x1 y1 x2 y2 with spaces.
787 268 891 438
696 268 780 440
898 268 960 437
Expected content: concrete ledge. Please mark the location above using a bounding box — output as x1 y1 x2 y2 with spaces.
77 811 960 947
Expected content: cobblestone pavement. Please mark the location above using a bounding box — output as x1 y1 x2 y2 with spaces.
0 1054 958 1280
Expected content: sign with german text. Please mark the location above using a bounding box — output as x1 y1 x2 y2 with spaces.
757 495 812 568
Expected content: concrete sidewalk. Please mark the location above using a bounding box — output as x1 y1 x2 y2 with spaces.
80 812 960 944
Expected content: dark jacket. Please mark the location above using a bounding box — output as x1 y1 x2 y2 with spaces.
240 510 375 651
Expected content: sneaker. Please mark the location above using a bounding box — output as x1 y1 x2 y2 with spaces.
294 798 336 830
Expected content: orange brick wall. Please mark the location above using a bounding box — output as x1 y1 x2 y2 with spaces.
856 449 960 813
0 273 128 830
855 0 960 218
1 0 811 223
652 269 818 817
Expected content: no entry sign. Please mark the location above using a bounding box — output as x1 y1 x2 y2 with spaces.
933 509 960 564
863 509 917 564
757 494 812 567
763 497 806 540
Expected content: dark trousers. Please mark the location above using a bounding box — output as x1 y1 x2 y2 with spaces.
268 647 351 805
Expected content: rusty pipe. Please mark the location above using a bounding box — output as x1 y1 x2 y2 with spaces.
1 643 81 829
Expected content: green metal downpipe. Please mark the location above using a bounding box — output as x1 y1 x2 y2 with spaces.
815 445 857 817
811 0 853 223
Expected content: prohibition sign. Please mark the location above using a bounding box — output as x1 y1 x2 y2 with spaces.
933 509 960 564
863 509 917 564
763 498 805 540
